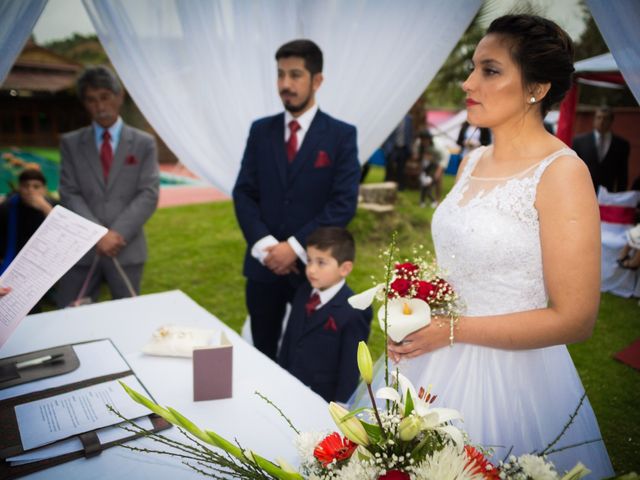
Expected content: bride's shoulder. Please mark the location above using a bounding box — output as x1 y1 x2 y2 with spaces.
536 150 596 209
539 149 591 185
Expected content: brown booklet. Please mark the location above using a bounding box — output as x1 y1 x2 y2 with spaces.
0 339 170 479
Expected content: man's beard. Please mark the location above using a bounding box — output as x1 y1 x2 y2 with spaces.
282 91 312 114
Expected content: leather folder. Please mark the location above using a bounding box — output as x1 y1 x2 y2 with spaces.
0 339 170 479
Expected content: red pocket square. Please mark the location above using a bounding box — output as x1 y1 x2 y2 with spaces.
314 150 331 168
126 155 138 165
323 316 338 332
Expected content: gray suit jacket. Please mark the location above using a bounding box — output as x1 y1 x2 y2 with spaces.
59 124 160 266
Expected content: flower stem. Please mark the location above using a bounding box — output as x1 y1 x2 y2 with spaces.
383 231 398 389
366 383 386 438
254 390 300 435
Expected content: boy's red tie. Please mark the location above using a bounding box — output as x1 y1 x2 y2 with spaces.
305 292 321 316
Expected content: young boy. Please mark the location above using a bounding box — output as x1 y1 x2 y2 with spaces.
278 227 372 403
0 168 54 274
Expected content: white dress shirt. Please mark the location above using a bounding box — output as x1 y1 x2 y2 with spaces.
251 104 320 266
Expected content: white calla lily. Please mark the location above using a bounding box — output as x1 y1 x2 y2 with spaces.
348 283 384 310
378 298 431 342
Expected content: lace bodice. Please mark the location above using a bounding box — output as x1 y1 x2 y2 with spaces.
432 146 576 316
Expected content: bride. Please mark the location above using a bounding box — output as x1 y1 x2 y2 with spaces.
385 14 614 478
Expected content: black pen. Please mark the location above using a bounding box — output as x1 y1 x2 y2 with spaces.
15 354 64 370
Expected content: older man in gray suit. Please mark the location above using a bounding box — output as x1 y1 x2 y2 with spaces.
57 66 159 307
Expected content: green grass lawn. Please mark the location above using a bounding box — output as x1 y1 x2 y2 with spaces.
140 166 639 474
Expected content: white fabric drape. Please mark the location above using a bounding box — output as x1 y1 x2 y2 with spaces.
82 0 481 194
587 0 640 105
0 0 48 85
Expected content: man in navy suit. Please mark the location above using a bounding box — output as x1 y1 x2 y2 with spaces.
573 106 630 192
232 39 361 360
278 227 371 402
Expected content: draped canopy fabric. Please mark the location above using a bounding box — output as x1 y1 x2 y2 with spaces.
0 0 47 85
586 0 640 105
82 0 482 194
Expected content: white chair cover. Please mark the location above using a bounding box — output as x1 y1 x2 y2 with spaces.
598 186 640 297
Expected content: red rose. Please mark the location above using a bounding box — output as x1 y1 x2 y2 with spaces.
395 262 419 276
414 280 437 302
379 471 410 480
390 278 411 297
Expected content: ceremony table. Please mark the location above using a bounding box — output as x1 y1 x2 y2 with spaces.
0 290 332 479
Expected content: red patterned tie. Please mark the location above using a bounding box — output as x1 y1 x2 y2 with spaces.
286 120 300 163
100 130 113 181
305 292 321 316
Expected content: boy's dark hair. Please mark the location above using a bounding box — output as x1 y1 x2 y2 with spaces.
307 227 355 264
18 168 46 186
275 39 323 75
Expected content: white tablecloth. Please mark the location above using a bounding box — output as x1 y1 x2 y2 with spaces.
0 290 332 479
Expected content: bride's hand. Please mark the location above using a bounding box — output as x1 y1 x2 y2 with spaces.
387 317 451 362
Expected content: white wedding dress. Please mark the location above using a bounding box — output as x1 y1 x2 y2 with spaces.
396 146 613 477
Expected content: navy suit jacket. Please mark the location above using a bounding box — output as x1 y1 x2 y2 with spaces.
572 131 630 192
278 282 372 403
232 110 360 282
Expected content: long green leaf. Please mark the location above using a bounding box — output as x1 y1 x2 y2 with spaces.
167 407 211 444
120 381 178 424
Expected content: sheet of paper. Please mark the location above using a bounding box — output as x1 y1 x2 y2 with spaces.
15 374 150 451
7 416 154 465
0 339 130 401
0 206 107 347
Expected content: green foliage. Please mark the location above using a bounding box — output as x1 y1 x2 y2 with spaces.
44 33 109 66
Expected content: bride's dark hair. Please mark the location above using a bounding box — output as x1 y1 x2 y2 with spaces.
487 14 575 117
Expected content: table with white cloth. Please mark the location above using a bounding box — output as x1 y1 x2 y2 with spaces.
0 290 332 479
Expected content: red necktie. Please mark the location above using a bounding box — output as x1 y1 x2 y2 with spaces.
286 120 300 163
305 292 321 316
100 130 113 181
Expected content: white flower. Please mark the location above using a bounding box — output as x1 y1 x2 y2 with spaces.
333 458 380 480
378 298 431 342
295 431 327 467
376 372 464 448
411 444 485 479
517 454 559 480
348 284 384 310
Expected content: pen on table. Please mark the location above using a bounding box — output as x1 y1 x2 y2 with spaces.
15 354 64 370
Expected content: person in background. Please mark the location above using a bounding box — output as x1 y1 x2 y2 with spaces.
414 129 446 208
456 120 491 158
383 114 413 190
232 40 361 360
0 169 55 274
57 66 160 307
278 227 371 402
572 106 630 192
617 224 640 270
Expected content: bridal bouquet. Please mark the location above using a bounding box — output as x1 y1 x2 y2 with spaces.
348 245 459 343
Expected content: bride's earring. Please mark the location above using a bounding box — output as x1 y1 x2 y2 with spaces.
529 96 536 104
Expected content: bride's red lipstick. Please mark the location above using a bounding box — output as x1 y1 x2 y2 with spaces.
466 98 480 107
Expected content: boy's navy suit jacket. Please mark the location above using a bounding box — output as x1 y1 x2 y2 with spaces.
278 281 372 402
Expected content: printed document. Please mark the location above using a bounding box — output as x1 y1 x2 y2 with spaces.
15 374 150 451
0 206 107 347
